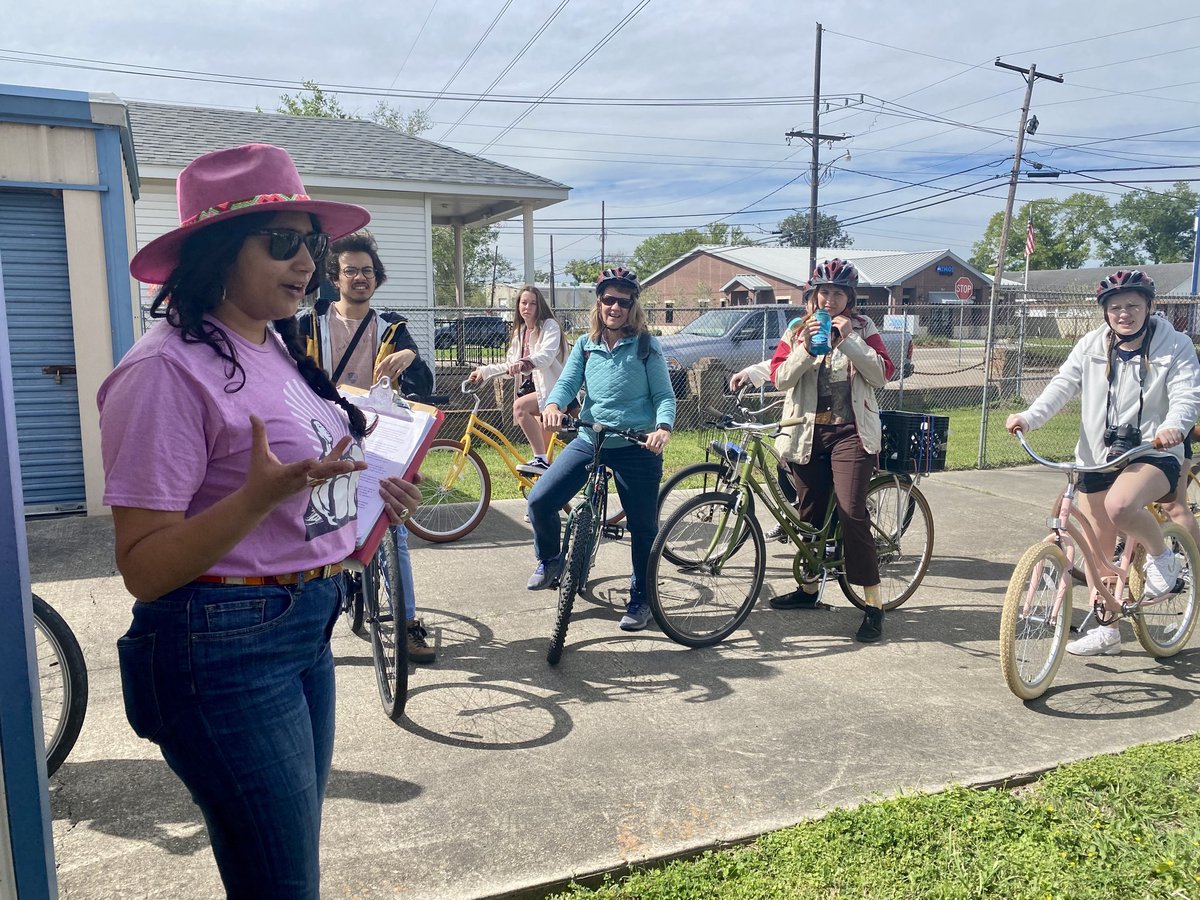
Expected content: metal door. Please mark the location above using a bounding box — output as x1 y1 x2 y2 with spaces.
0 190 85 515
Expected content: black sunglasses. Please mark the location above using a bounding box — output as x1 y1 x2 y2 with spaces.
252 229 330 262
599 294 635 309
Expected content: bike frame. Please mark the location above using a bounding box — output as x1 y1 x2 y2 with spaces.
1018 432 1176 628
454 376 565 491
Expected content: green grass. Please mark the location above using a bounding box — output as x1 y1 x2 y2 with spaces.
551 737 1200 900
461 401 1082 500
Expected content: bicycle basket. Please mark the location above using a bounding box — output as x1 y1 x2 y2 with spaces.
879 411 949 475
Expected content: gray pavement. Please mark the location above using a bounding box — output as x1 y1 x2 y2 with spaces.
31 465 1200 899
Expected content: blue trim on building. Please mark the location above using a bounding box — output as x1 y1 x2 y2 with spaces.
0 180 106 192
0 83 91 124
94 127 135 360
0 252 56 899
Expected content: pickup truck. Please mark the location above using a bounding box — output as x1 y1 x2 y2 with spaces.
658 305 913 396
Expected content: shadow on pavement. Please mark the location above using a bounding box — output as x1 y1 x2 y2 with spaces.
50 758 422 854
385 600 1012 750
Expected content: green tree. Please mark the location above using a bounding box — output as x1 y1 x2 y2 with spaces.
563 258 607 285
273 80 353 119
777 211 853 249
630 224 751 278
1101 182 1199 265
970 195 1111 274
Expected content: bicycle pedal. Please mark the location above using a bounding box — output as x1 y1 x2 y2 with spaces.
602 525 625 540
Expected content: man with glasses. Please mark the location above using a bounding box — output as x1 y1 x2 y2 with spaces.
299 229 433 396
298 229 438 663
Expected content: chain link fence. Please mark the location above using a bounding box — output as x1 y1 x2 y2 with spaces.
138 293 1200 474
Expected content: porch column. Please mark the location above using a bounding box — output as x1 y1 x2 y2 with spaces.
523 203 535 285
453 223 464 308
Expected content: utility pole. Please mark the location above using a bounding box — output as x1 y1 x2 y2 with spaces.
977 58 1063 468
549 234 556 307
600 201 606 266
785 22 847 276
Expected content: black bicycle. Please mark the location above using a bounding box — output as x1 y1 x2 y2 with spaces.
33 593 88 775
547 419 648 665
343 527 409 721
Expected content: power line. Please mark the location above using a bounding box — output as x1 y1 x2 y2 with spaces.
387 0 440 90
478 0 656 153
424 0 514 113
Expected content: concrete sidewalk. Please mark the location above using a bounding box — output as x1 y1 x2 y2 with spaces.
31 465 1200 899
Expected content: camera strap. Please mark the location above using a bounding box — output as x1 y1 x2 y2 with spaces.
1103 341 1146 434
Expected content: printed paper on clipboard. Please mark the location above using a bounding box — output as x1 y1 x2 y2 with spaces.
341 378 443 564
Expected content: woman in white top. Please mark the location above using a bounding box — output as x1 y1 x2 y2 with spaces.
470 286 567 468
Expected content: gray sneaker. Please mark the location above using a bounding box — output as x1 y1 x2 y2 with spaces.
527 557 563 590
619 601 652 631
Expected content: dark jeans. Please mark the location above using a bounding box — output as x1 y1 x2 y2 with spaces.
787 423 880 586
527 436 664 604
116 574 344 899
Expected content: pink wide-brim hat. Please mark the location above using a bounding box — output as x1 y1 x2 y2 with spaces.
129 143 371 284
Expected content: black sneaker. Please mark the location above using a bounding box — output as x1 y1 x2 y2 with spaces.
855 607 884 643
516 457 550 476
770 588 823 609
765 523 789 544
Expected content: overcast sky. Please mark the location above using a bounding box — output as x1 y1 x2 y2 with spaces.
3 0 1198 276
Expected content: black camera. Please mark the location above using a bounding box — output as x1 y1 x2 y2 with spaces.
1103 424 1142 462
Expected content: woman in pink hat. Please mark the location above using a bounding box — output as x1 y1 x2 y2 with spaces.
98 143 420 897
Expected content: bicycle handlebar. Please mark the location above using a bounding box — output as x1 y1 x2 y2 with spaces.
564 416 648 447
1013 429 1165 474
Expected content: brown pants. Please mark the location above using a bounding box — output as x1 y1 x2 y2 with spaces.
786 422 879 586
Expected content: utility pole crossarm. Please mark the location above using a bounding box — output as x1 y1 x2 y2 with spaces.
785 130 848 142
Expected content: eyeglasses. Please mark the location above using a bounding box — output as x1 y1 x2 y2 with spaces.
252 229 330 262
340 266 376 279
599 294 635 309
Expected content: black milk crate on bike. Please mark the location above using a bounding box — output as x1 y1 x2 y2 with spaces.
879 411 949 475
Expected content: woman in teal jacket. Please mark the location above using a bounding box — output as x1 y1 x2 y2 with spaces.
525 267 676 631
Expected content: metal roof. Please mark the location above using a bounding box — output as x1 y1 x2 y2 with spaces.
1025 262 1196 297
126 101 568 193
721 273 773 291
646 246 990 288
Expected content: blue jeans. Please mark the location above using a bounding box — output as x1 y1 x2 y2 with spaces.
395 523 416 621
527 436 664 604
116 574 343 899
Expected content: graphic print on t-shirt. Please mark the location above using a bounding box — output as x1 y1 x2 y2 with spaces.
282 379 363 541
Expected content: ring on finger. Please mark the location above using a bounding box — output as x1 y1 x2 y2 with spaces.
398 507 411 521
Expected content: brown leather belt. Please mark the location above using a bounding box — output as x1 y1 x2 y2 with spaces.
813 411 848 426
194 563 344 586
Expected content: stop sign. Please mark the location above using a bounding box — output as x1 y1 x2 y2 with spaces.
954 277 974 301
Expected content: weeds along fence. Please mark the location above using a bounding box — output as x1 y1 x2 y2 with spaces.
139 292 1200 474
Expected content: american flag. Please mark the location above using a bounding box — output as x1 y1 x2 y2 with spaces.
1025 219 1036 257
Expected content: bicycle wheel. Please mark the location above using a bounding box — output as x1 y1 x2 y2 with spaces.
999 543 1072 701
1187 470 1200 517
1132 522 1200 657
407 439 491 543
366 532 409 721
839 479 934 611
33 594 88 776
658 464 751 567
648 492 766 647
341 570 364 636
548 505 593 665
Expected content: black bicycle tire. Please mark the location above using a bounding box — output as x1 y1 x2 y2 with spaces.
548 505 593 665
342 571 365 636
407 439 491 543
33 594 88 776
648 492 766 647
838 479 934 612
368 533 409 721
658 463 750 567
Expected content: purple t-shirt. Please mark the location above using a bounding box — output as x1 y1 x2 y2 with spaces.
98 319 362 577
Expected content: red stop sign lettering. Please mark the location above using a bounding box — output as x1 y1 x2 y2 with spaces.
954 277 974 301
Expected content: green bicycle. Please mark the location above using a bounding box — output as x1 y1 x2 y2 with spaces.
647 397 934 647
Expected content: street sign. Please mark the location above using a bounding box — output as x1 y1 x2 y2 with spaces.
954 277 974 301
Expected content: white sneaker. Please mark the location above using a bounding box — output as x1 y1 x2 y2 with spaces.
1143 550 1180 596
1066 626 1122 657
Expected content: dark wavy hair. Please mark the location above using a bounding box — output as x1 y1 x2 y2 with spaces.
324 229 387 288
148 211 367 439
